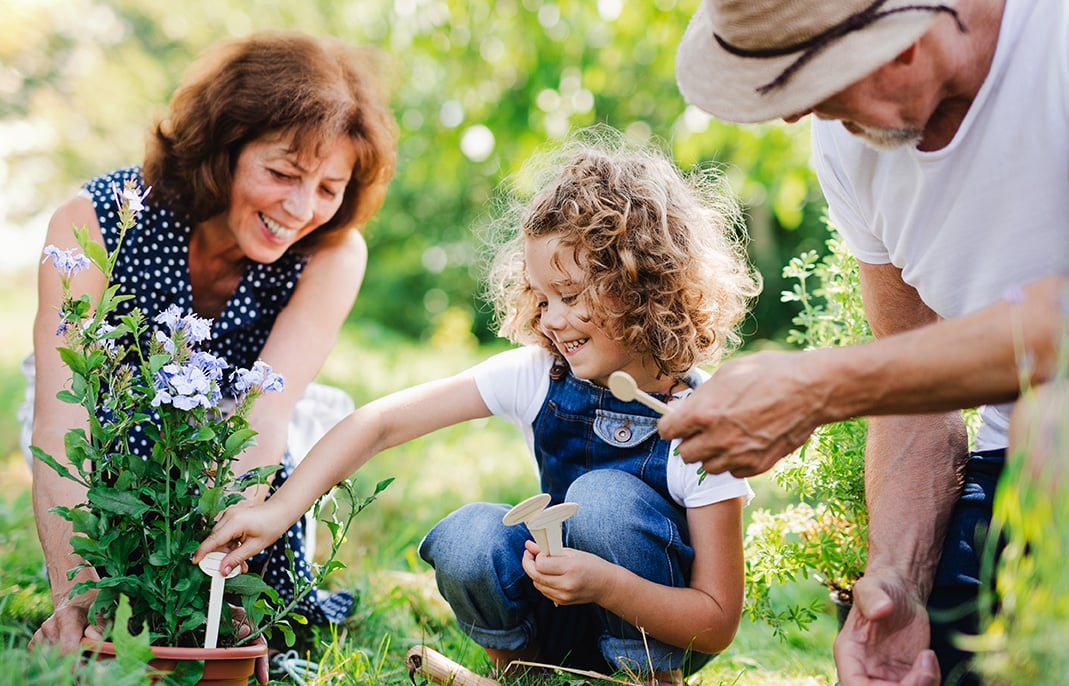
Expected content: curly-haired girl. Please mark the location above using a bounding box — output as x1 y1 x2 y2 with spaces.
196 130 761 685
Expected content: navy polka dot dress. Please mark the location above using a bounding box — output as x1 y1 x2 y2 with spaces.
86 166 355 626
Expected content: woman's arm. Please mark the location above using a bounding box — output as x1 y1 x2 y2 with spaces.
523 497 745 655
30 194 107 651
195 373 493 574
231 230 368 502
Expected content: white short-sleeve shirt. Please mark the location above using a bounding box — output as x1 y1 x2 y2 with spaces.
811 0 1069 451
470 345 753 509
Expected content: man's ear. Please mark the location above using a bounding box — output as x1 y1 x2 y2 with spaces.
893 43 918 66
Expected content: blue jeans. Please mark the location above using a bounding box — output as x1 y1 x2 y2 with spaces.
928 449 1004 686
418 469 710 675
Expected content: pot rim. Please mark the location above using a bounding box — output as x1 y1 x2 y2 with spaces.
81 635 268 659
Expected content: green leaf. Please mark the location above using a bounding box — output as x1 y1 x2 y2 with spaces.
91 575 142 589
87 487 151 517
70 535 102 559
149 353 172 373
224 574 273 597
55 389 83 405
75 230 110 274
31 446 85 485
197 487 226 520
276 622 296 647
223 428 258 456
68 507 102 538
190 426 216 443
57 347 87 377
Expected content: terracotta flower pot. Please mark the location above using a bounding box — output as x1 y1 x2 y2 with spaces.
82 636 269 685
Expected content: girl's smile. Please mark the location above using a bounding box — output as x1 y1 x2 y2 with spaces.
525 234 671 394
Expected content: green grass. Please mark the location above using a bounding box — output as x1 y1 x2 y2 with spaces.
0 317 839 684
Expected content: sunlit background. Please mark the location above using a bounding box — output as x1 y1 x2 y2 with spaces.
0 3 849 682
0 0 827 343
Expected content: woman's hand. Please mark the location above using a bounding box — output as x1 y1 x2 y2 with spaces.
520 540 617 606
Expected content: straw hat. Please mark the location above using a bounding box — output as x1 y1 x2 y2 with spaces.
676 0 961 123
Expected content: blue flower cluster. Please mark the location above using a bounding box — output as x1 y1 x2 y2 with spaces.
150 305 228 411
232 360 285 395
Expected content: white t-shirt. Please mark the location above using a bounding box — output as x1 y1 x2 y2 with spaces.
470 345 753 509
811 0 1069 451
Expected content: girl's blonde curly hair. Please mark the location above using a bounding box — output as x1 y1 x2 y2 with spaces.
485 129 761 378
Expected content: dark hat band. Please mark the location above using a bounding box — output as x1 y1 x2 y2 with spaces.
714 0 966 96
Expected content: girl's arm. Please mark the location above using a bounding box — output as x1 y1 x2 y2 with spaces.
194 373 493 574
228 230 368 503
523 496 745 654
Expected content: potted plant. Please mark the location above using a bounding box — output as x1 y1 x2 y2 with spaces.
32 179 382 684
742 232 871 637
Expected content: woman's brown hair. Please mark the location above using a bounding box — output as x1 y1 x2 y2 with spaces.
143 30 397 251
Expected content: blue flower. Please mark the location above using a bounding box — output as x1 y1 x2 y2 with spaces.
153 362 215 410
154 304 184 333
190 351 228 381
154 329 176 355
110 180 152 214
153 305 213 345
182 314 212 344
231 360 285 395
42 245 92 279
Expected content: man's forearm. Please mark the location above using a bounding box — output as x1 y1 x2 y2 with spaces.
817 274 1063 423
863 413 969 597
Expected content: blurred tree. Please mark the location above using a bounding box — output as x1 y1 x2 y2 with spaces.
0 0 829 346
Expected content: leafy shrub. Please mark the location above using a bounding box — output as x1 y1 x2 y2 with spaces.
743 228 871 637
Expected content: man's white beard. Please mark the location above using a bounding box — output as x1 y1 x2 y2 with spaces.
849 122 924 151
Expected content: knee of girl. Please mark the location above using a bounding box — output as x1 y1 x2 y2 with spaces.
421 502 527 578
565 471 647 553
565 470 637 513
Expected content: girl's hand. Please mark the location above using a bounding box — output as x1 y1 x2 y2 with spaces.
520 539 616 606
193 503 285 576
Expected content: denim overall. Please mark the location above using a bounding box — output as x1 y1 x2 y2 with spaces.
419 365 711 675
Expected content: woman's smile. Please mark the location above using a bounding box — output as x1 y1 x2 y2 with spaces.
259 213 298 242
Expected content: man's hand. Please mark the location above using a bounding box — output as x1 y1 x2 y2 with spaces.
658 350 829 477
833 569 940 686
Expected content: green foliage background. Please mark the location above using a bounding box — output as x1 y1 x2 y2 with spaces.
0 3 846 682
1 0 829 345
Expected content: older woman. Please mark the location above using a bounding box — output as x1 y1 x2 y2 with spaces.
28 30 397 652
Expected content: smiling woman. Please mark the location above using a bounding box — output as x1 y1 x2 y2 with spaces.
188 131 360 316
25 29 397 654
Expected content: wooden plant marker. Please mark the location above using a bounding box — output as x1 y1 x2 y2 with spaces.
503 494 580 556
197 551 241 649
525 502 579 556
608 371 672 415
501 492 552 527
